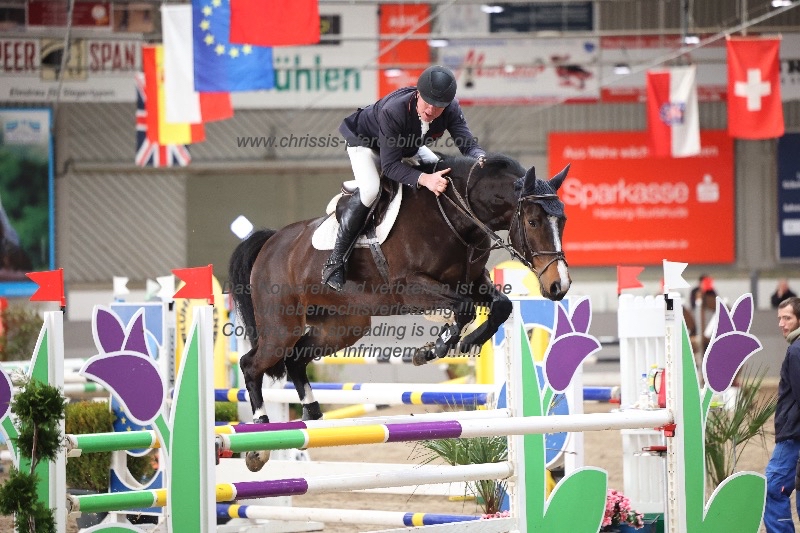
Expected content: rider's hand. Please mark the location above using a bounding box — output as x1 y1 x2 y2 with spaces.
417 168 451 197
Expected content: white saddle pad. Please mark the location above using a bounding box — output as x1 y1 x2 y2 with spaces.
311 187 403 251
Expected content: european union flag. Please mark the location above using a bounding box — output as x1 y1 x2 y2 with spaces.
192 0 274 92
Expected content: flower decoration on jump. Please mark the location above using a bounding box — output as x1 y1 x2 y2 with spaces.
517 297 608 532
0 369 11 421
702 294 762 394
81 307 166 427
675 291 766 532
544 297 602 393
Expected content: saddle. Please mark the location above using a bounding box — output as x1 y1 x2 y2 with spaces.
312 179 402 250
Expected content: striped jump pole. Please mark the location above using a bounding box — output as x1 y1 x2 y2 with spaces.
215 410 672 454
65 408 513 456
216 388 492 406
67 462 514 514
217 504 482 528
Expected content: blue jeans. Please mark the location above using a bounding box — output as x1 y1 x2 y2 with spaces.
765 439 800 533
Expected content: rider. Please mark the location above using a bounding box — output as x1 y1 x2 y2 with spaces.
322 65 486 291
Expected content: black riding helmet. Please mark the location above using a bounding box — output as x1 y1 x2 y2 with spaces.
417 65 457 108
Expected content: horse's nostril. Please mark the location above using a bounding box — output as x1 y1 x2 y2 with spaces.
550 282 561 296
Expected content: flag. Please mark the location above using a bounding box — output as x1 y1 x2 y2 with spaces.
662 260 690 293
135 73 192 168
229 0 320 47
161 4 233 125
193 0 274 93
616 266 644 294
173 265 214 305
646 65 700 158
142 45 205 146
26 268 65 306
727 36 784 139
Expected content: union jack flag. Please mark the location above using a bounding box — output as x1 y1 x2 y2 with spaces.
135 73 191 168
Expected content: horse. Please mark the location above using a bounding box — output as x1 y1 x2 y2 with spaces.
228 153 571 472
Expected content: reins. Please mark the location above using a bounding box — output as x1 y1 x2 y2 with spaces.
431 159 566 278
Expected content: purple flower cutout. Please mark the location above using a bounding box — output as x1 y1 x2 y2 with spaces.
0 369 12 420
703 294 762 393
544 298 602 392
81 307 165 426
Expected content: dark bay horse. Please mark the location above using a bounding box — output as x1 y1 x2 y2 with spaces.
228 153 571 471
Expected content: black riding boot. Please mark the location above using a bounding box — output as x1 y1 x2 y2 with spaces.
322 190 371 291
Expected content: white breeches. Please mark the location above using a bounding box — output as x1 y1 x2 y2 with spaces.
345 145 440 206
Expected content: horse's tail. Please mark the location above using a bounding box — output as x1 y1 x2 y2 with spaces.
228 229 276 345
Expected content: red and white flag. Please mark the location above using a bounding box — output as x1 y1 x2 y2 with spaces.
727 36 784 139
646 65 700 158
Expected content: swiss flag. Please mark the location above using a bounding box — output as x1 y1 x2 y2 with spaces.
646 66 700 158
726 36 784 139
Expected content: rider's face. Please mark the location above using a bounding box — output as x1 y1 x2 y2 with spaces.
416 92 445 123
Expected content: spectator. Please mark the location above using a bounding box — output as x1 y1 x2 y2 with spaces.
772 279 798 309
690 274 714 310
764 297 800 533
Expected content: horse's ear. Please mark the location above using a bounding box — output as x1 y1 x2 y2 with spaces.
549 163 570 191
522 166 537 195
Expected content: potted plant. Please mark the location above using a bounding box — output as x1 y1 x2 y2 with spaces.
601 489 644 532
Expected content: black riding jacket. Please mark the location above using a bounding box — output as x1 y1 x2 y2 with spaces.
775 334 800 442
339 86 485 187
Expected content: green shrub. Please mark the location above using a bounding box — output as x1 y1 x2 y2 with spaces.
65 401 155 492
215 401 238 423
0 306 43 362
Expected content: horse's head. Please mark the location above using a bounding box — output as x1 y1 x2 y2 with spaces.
511 164 571 301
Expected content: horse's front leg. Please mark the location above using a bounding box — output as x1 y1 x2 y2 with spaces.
459 270 512 353
285 337 323 421
403 274 475 366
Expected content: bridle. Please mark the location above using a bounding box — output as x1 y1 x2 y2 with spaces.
431 159 568 281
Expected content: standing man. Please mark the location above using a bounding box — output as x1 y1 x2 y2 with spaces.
765 296 800 532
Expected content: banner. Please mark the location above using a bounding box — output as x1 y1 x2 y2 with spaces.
646 65 700 158
378 4 430 98
548 130 734 266
439 37 599 105
726 36 784 139
778 133 800 260
0 109 55 296
0 38 140 102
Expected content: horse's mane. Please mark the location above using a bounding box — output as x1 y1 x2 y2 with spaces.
415 153 526 184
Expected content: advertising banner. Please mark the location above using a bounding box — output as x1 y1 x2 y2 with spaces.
440 37 600 105
778 133 800 260
378 4 430 98
0 38 140 102
0 109 55 296
548 130 734 266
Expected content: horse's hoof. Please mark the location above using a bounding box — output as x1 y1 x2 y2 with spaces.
302 401 323 421
412 347 433 366
245 450 270 472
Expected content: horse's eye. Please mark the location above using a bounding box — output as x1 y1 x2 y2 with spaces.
528 219 537 228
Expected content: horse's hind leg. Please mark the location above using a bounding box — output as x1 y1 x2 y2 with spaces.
240 346 270 423
285 342 323 421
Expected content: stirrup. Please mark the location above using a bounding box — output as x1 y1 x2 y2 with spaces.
322 259 346 291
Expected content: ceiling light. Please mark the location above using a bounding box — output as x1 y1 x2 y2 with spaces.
683 34 700 45
384 68 402 78
614 63 631 75
428 39 449 48
772 0 791 6
480 4 504 14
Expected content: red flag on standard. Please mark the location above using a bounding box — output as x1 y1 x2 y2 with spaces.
173 265 214 305
726 36 784 140
646 65 700 158
229 0 320 47
617 266 645 294
27 268 65 306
